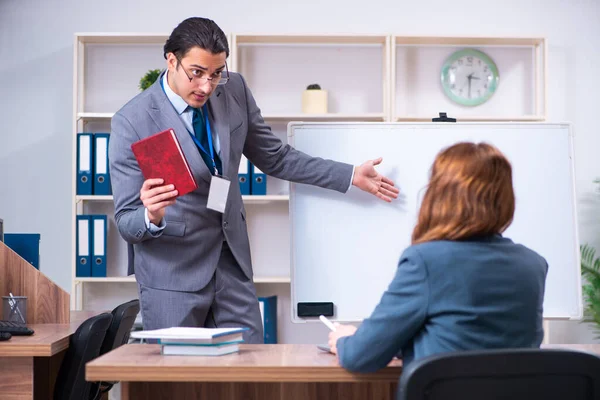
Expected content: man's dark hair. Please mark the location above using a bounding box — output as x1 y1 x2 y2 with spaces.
163 17 229 60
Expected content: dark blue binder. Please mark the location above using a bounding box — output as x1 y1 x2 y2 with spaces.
77 133 93 195
93 133 112 195
251 164 267 195
76 215 92 277
259 295 277 344
238 155 250 195
4 233 40 269
91 214 107 277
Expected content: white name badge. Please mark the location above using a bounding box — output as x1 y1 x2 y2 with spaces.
207 175 230 213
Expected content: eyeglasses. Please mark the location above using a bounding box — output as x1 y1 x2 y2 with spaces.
177 59 229 86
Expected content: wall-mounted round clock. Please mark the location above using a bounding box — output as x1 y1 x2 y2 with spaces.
440 48 499 107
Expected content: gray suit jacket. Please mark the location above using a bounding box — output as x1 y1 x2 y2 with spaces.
336 234 548 371
109 70 353 292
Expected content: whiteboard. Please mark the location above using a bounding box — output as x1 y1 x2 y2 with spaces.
288 122 581 322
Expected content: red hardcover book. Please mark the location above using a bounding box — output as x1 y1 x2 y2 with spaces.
131 129 198 196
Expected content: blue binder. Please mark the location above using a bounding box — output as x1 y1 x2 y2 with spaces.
4 233 40 270
76 133 93 195
238 155 250 195
258 295 277 344
251 164 267 195
91 215 107 277
76 215 92 277
93 133 112 195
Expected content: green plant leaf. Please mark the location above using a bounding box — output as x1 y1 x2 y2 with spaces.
580 243 600 338
139 69 162 91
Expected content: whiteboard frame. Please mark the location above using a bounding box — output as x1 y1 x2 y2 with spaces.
287 121 582 324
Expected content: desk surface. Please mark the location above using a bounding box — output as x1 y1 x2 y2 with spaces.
86 343 600 384
86 344 403 383
0 310 102 357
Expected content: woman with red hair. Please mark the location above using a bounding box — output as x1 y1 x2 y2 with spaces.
329 142 548 371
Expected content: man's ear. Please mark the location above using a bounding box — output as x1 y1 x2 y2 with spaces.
166 52 178 70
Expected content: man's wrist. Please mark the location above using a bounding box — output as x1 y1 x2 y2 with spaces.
144 208 162 228
350 166 357 188
149 214 162 226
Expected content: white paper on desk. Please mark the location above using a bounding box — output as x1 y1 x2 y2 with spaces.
130 326 247 340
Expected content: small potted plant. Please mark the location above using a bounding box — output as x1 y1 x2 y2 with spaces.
302 83 328 114
139 69 162 91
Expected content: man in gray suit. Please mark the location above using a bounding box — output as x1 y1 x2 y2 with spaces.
109 17 399 344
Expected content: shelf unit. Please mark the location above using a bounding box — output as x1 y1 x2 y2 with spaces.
74 275 290 284
231 34 391 122
391 36 546 121
76 194 289 204
72 33 172 311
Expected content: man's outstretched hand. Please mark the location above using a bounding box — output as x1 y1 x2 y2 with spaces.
352 157 399 202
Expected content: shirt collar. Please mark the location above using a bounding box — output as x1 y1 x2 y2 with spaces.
162 70 191 115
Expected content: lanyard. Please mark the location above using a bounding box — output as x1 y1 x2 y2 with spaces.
159 74 218 175
188 104 218 175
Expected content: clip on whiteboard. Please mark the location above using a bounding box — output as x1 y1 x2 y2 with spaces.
297 302 334 317
432 112 456 122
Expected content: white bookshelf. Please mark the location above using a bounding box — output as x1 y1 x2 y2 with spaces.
72 33 169 312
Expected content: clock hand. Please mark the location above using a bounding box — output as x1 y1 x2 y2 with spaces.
468 74 472 98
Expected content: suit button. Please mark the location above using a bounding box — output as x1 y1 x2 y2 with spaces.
223 221 228 228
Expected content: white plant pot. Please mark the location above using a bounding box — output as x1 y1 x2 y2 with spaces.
302 90 328 114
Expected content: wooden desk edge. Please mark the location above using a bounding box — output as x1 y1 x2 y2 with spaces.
0 311 105 357
0 337 69 357
86 365 402 383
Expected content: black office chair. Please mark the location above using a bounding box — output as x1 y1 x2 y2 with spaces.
90 299 140 400
53 312 113 400
398 348 600 400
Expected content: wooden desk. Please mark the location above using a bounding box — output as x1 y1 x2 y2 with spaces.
87 343 600 400
86 344 402 400
0 310 100 400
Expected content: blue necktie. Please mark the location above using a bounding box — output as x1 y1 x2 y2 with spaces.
192 108 221 175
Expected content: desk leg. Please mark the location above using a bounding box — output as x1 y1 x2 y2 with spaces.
122 382 397 400
33 350 66 400
0 356 33 400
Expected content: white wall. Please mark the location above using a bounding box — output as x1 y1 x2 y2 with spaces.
1 0 599 343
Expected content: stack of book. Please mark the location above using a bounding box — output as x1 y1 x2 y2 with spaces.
130 327 248 356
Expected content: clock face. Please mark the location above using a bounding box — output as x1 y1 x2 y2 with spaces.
441 49 499 106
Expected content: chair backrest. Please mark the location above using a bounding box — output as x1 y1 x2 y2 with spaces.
53 312 113 400
87 299 140 400
398 348 600 400
99 299 140 355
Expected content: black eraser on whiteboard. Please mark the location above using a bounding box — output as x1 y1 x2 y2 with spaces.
297 302 334 317
432 112 456 122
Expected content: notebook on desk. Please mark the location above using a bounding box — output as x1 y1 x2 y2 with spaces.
131 327 248 356
130 327 248 344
